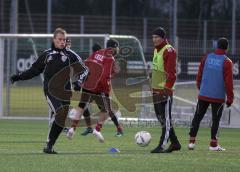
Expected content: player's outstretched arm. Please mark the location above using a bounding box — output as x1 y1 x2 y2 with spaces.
10 52 46 84
10 74 20 84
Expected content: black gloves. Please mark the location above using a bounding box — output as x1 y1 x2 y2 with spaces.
72 81 81 91
226 102 232 108
10 74 21 84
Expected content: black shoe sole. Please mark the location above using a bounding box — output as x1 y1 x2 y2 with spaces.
151 150 165 153
164 147 181 153
81 132 93 136
43 151 58 154
43 148 58 154
150 148 165 153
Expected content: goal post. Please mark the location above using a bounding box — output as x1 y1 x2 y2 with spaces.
0 38 4 119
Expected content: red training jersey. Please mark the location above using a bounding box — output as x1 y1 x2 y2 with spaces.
82 48 118 95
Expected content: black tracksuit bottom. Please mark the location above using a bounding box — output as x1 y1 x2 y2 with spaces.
45 90 70 147
153 93 179 148
189 99 224 140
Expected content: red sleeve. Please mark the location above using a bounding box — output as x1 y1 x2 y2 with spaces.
163 47 176 89
223 58 234 104
196 55 207 90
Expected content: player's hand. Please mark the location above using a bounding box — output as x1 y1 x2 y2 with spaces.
159 88 171 102
163 88 172 95
153 92 168 103
159 94 169 102
72 81 81 91
113 62 120 74
10 74 20 84
148 72 152 79
226 101 232 108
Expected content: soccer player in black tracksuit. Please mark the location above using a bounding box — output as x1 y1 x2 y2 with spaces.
150 27 181 153
10 28 88 154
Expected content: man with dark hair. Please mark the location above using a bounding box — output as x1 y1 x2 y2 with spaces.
92 43 102 52
10 28 88 154
217 37 229 50
150 27 181 153
66 37 71 49
71 42 123 137
188 37 234 151
67 39 123 142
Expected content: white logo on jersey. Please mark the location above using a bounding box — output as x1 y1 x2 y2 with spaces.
61 55 67 62
95 54 104 61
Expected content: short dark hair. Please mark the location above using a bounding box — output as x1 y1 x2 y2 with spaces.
53 28 67 38
107 39 119 48
92 43 102 52
217 37 229 50
66 37 71 43
152 27 166 38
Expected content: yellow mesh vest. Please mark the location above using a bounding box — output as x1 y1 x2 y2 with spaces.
151 44 172 89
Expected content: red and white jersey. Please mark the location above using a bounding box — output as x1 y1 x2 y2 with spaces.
82 48 118 95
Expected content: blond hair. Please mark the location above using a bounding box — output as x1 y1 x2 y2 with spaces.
53 28 67 38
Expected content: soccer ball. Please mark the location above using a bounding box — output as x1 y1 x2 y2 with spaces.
68 108 77 119
135 131 151 147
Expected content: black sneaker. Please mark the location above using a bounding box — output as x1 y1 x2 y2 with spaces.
115 131 123 137
150 145 165 153
164 142 181 153
62 127 69 133
81 127 93 136
43 145 58 154
115 125 124 137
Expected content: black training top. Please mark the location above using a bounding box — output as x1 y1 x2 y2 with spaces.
18 44 88 92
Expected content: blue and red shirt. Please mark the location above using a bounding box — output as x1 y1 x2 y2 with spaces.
197 49 234 104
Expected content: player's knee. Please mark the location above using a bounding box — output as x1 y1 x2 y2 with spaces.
100 109 107 113
100 108 107 113
108 110 115 118
83 109 90 117
55 106 69 127
72 109 82 121
78 102 86 109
